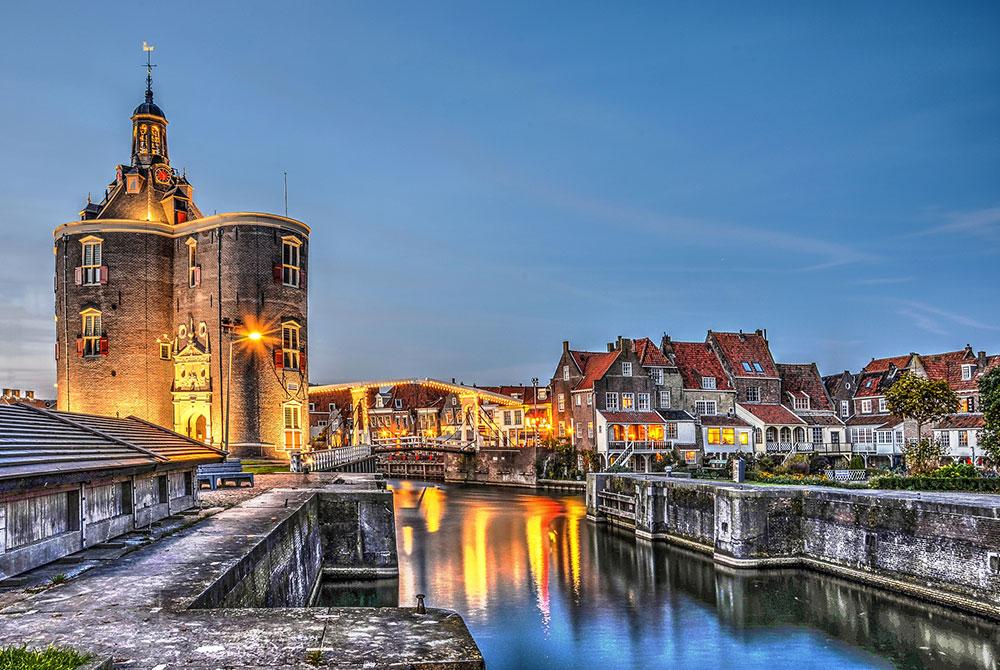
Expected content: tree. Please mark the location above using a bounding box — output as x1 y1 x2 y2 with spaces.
980 366 1000 466
885 372 959 441
902 438 946 476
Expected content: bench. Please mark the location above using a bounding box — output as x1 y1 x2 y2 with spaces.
197 460 254 490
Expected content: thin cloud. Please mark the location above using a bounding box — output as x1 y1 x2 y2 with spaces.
897 308 949 336
898 300 1000 333
912 207 1000 241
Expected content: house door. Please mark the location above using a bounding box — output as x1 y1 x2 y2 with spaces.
188 414 208 443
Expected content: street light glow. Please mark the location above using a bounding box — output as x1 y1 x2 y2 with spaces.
246 330 263 341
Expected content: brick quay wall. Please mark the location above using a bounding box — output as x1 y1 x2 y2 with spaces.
586 474 1000 620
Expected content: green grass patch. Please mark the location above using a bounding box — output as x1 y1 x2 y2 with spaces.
239 459 290 475
0 645 92 670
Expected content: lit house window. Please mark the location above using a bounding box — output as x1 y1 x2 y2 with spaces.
621 393 635 410
587 422 594 438
79 238 104 285
622 362 632 377
158 341 171 360
575 394 581 407
280 236 302 287
80 309 103 357
708 428 735 445
746 387 760 403
283 402 302 450
187 238 200 287
701 376 716 390
958 431 969 447
695 400 717 416
281 321 301 370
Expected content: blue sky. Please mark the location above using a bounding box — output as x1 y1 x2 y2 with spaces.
1 2 998 394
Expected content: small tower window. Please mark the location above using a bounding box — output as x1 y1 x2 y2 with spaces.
187 238 200 287
281 321 301 370
138 124 148 153
283 402 302 451
158 340 172 360
80 309 103 357
126 174 141 194
281 236 301 287
80 238 103 285
150 125 161 155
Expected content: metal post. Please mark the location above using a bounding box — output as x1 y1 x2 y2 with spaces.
224 334 233 455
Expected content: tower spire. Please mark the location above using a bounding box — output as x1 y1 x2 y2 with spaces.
142 41 156 103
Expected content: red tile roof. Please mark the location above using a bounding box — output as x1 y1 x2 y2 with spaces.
861 355 912 375
936 413 985 429
846 414 904 428
801 414 845 426
478 385 549 405
920 348 980 393
599 411 668 424
634 338 672 367
672 341 733 391
853 372 888 398
739 403 805 425
571 350 620 391
776 363 833 411
709 331 778 377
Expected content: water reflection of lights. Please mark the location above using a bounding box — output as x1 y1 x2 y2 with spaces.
401 525 413 556
462 508 491 613
420 486 444 533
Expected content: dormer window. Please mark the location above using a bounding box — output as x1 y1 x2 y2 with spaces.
394 399 403 410
622 362 632 377
753 362 764 373
701 376 716 390
741 362 752 373
793 395 810 411
375 395 384 408
961 364 974 381
126 173 141 194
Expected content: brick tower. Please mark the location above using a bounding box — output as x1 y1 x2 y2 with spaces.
54 58 310 459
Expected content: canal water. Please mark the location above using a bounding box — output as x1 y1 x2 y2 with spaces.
324 481 1000 669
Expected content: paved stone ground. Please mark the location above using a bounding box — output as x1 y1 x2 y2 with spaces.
0 474 483 669
200 472 316 507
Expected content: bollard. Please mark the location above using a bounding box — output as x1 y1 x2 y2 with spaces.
415 593 426 614
733 457 746 483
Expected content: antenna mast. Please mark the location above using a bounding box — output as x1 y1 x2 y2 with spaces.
283 171 288 217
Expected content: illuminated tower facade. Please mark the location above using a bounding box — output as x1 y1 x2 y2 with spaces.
54 58 310 459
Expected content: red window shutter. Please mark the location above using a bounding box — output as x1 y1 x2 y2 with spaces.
193 266 201 287
74 267 83 285
99 266 109 284
76 337 84 357
99 337 109 356
273 263 282 284
176 211 188 224
300 351 307 372
274 348 284 369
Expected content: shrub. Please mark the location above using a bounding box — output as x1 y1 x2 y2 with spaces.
848 455 865 470
755 455 778 473
749 471 837 487
808 455 830 475
930 463 978 479
903 438 946 475
777 454 811 475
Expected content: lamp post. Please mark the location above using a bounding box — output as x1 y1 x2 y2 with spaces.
221 320 262 455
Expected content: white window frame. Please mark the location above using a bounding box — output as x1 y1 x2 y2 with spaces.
563 365 570 381
650 368 664 385
637 393 650 411
282 402 302 451
793 396 810 411
861 399 872 414
961 364 973 381
575 394 581 407
587 393 593 406
701 376 716 390
622 362 632 377
746 387 760 403
606 392 619 411
659 389 671 409
695 400 717 416
557 394 565 412
878 397 887 413
621 393 635 410
840 400 850 417
281 236 302 287
81 238 103 285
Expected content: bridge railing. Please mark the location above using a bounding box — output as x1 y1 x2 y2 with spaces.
290 444 373 472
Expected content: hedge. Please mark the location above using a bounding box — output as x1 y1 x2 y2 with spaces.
869 476 1000 493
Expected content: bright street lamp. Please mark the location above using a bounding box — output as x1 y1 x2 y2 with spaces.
222 319 264 455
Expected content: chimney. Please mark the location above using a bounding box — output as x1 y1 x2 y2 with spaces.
607 342 615 353
562 340 570 353
660 333 674 356
979 351 988 369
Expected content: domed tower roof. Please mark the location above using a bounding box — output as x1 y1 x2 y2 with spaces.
132 96 167 121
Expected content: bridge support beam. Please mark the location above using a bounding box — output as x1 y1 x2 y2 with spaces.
458 391 480 448
350 386 370 446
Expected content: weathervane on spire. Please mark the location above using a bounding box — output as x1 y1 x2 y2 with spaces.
142 41 156 103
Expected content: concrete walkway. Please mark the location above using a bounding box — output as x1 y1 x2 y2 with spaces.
0 473 483 669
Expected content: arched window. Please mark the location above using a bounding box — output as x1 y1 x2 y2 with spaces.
779 427 792 443
794 427 806 443
79 308 103 357
766 427 778 443
150 125 161 154
281 321 301 370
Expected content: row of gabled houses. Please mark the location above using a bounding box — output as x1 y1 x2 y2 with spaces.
550 330 846 471
823 345 997 467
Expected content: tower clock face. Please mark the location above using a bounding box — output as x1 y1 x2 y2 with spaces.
153 166 172 184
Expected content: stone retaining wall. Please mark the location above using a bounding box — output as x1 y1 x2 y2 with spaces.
587 473 1000 620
